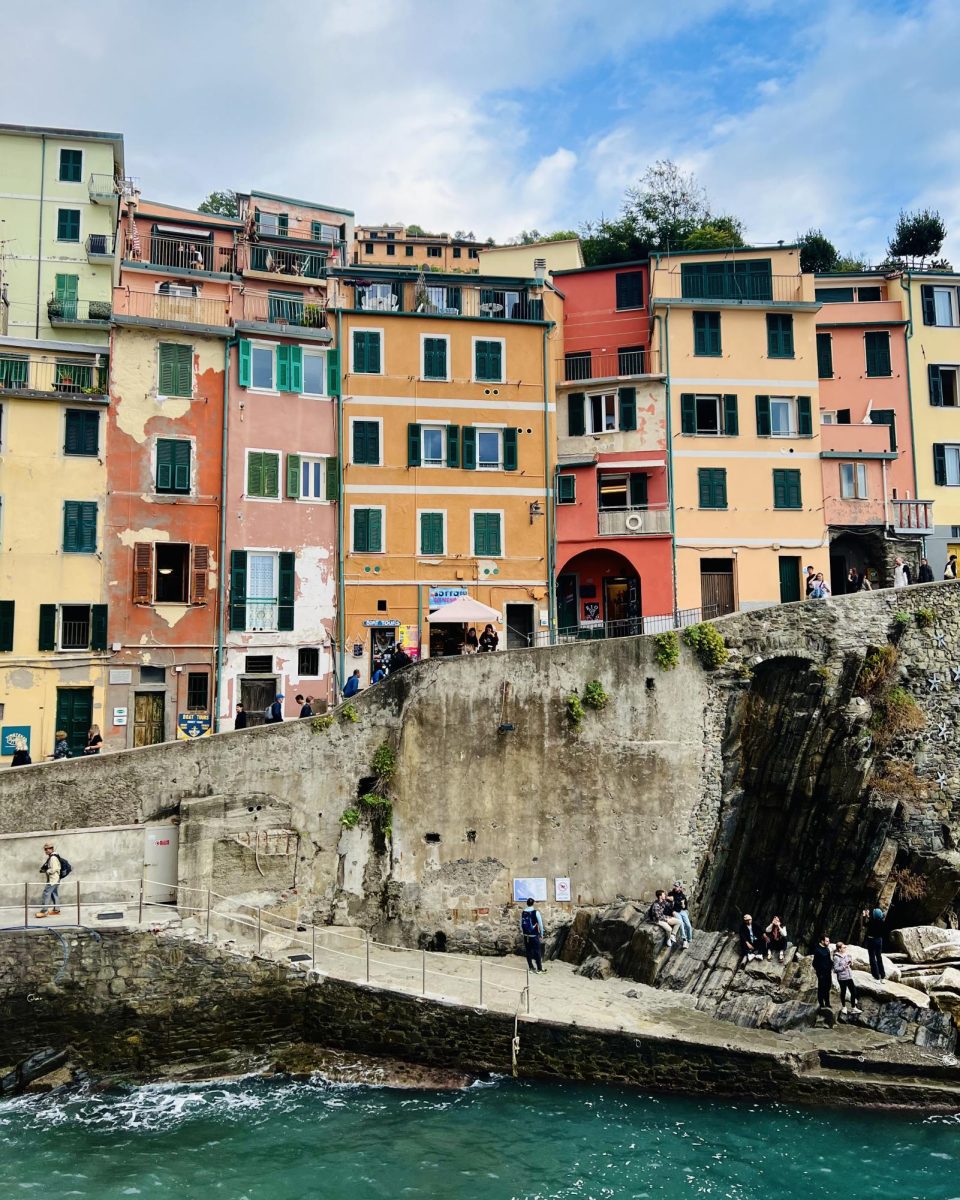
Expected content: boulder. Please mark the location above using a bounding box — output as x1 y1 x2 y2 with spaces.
762 1000 820 1032
575 955 615 981
557 910 593 965
588 902 646 956
889 926 960 964
844 943 900 981
851 970 930 1009
613 923 664 986
927 965 960 1027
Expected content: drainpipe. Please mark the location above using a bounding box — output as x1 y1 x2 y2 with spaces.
35 136 46 338
901 273 925 552
654 303 679 624
214 333 238 732
336 307 346 693
542 323 557 643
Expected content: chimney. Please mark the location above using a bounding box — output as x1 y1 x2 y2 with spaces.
534 257 546 284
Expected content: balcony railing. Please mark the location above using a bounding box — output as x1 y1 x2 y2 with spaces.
597 505 671 536
88 173 130 203
654 270 805 305
560 348 660 382
143 233 236 274
249 243 326 279
555 606 714 644
820 421 894 455
85 232 117 262
892 499 934 535
239 293 329 330
114 290 230 327
47 298 111 326
352 281 544 320
60 619 91 650
247 600 278 633
0 353 108 396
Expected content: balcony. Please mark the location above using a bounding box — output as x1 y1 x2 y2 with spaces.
113 289 230 329
820 421 895 456
653 269 808 306
350 280 545 321
88 173 132 204
559 348 660 383
0 352 108 398
47 298 111 328
85 232 117 264
892 499 934 535
143 233 236 275
597 505 671 536
238 293 331 337
248 243 326 280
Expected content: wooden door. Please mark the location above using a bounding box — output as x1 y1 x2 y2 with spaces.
240 677 276 728
700 562 735 617
55 687 93 756
133 692 165 747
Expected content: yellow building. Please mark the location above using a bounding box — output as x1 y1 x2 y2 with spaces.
329 265 560 681
353 224 486 272
887 270 960 570
650 245 828 613
479 239 584 277
0 340 109 760
0 123 125 345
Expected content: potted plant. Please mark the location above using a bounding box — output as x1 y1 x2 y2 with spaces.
302 304 323 328
47 298 64 319
88 301 112 321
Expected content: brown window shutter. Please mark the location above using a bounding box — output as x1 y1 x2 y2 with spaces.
133 543 153 604
191 544 210 604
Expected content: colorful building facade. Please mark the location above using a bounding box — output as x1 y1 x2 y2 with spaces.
329 264 559 682
551 262 672 633
353 224 484 272
650 245 828 614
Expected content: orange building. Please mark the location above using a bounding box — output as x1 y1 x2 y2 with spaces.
353 224 485 272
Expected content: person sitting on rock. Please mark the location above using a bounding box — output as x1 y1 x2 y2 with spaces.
812 933 834 1011
832 942 863 1017
764 916 789 963
668 881 692 948
647 889 682 949
738 913 764 963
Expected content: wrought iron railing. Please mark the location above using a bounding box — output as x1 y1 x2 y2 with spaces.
85 232 117 259
47 298 112 324
560 348 659 381
114 290 230 327
249 243 326 279
239 293 328 329
0 354 108 395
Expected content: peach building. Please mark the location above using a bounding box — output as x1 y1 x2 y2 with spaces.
353 224 485 272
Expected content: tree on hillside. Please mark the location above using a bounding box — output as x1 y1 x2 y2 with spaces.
684 215 745 251
887 208 947 268
579 214 651 267
405 223 430 236
197 190 239 217
834 252 870 272
798 228 839 274
624 160 710 250
509 229 578 245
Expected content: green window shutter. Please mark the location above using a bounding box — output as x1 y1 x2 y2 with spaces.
462 426 477 469
39 604 57 651
80 502 97 551
247 451 263 496
478 513 502 556
0 600 14 652
63 501 95 552
276 344 291 392
618 387 637 431
55 274 79 302
354 509 369 552
475 340 502 381
872 409 897 451
865 331 891 377
693 312 706 356
489 340 502 380
475 341 488 380
278 214 289 237
327 347 340 397
755 395 771 437
407 422 422 467
420 513 444 555
424 336 447 379
173 440 191 492
158 343 175 395
156 439 174 491
680 393 696 434
238 339 252 387
698 469 713 508
368 332 382 373
629 473 647 507
723 394 738 436
352 331 366 373
934 443 947 486
929 364 944 406
311 220 321 241
503 427 518 471
353 420 379 465
557 474 576 503
797 396 813 436
773 469 802 509
568 392 586 437
263 452 279 498
59 148 82 182
57 209 80 241
715 470 727 509
286 453 301 498
159 343 192 397
277 552 295 631
369 509 383 552
767 314 794 358
921 285 936 325
324 456 338 502
229 550 247 630
816 332 833 378
446 424 460 468
63 501 79 551
289 346 303 392
773 470 786 509
693 311 720 356
64 409 98 456
90 604 108 651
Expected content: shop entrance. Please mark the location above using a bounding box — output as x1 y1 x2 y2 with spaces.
429 623 466 658
505 603 535 649
370 627 397 670
602 576 641 636
55 687 93 756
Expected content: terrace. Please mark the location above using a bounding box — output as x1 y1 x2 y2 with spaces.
0 350 108 398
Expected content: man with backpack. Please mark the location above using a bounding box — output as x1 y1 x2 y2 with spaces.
36 842 71 918
264 694 284 723
520 897 545 973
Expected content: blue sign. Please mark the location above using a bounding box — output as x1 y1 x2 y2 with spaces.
177 712 211 740
1 726 31 757
429 586 468 609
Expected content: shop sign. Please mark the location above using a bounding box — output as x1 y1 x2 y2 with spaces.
177 712 212 739
428 586 468 608
363 618 400 627
113 707 128 727
1 726 30 756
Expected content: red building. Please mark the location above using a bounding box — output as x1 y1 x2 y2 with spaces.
552 262 673 634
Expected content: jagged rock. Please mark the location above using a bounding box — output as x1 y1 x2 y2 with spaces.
890 926 960 963
762 1000 820 1032
613 923 665 986
927 966 960 1027
920 944 960 965
575 955 614 980
557 910 593 965
588 903 645 956
843 943 900 981
851 971 930 1009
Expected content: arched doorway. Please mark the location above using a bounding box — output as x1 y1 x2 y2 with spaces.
557 548 642 637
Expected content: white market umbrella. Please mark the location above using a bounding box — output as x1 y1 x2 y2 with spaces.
426 595 502 624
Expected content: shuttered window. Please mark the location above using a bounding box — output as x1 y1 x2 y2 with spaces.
62 501 97 553
816 332 833 378
133 543 153 603
353 508 383 553
557 474 576 504
352 330 382 374
615 272 644 310
352 419 380 465
693 312 721 356
56 208 80 241
472 512 502 557
156 438 191 494
864 331 891 378
698 468 727 510
419 512 444 555
618 386 637 431
64 409 99 456
423 337 448 380
246 450 280 498
474 339 504 382
772 468 802 510
0 600 14 651
766 314 794 358
59 148 83 182
158 342 193 397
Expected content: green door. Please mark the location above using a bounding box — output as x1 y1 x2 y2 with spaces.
557 573 578 633
778 556 802 603
55 687 93 756
55 274 79 320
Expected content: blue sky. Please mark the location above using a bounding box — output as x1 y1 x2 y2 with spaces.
6 0 959 263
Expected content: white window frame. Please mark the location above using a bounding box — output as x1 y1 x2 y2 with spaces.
301 347 327 397
839 462 868 499
245 549 279 632
470 508 505 558
769 395 798 438
350 326 384 375
693 393 722 436
586 391 618 434
476 426 504 471
349 415 384 466
939 365 960 408
471 335 506 384
58 146 83 183
298 455 330 502
350 504 386 554
156 281 199 299
250 340 277 393
420 424 446 468
933 286 960 328
420 332 451 381
417 508 447 557
258 212 281 237
820 411 837 425
58 603 92 651
945 445 960 487
244 447 282 503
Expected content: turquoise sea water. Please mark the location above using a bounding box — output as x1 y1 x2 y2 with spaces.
1 1075 958 1200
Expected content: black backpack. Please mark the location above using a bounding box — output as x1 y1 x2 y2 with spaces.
521 909 539 937
45 854 72 879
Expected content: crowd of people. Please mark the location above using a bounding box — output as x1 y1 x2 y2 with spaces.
806 554 957 599
647 884 693 948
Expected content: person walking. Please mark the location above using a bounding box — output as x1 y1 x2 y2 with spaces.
234 703 248 730
36 842 66 918
804 565 816 598
832 942 863 1016
52 730 71 760
917 557 935 584
390 646 412 671
521 897 545 973
266 694 284 723
812 933 834 1010
893 557 910 588
668 881 693 947
478 624 499 653
738 913 764 963
296 694 313 718
863 906 886 980
10 747 32 767
846 567 861 593
648 889 682 948
810 573 831 598
82 725 102 755
944 554 958 581
764 915 789 963
342 670 361 698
